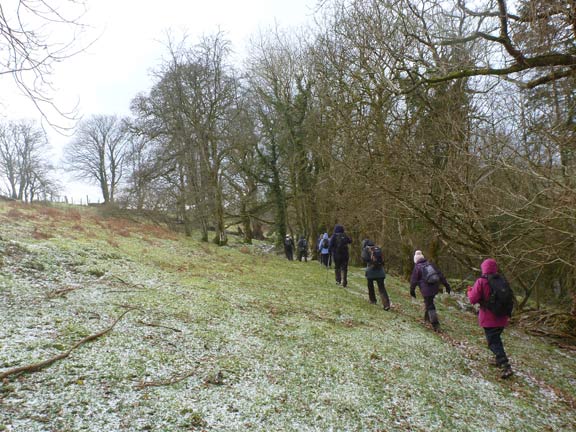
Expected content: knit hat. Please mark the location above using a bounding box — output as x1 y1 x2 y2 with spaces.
414 250 425 264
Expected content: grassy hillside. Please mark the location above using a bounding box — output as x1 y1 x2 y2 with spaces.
0 201 574 432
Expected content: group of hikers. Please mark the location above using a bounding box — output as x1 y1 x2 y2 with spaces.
284 223 514 380
283 234 309 262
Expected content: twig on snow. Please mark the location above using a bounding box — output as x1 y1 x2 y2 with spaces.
0 309 134 380
108 275 146 289
137 320 182 333
135 367 199 389
46 286 80 299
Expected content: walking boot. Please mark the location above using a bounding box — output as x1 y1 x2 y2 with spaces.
380 293 390 311
500 362 513 379
428 309 440 331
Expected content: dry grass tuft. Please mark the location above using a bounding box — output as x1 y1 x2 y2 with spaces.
37 206 63 219
136 224 178 240
32 226 53 240
66 209 82 222
107 218 132 238
6 208 27 219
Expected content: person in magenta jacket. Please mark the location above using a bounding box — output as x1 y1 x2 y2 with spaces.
467 258 513 379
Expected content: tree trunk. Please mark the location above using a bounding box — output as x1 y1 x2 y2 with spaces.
271 168 287 247
240 201 253 244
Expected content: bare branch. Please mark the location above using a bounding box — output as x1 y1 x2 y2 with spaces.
0 309 133 380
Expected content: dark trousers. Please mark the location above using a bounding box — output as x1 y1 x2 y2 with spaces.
423 295 436 312
334 256 348 286
284 247 293 261
484 327 509 365
320 253 330 267
423 295 439 327
367 278 389 307
297 250 308 262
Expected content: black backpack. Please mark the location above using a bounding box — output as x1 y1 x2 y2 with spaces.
333 233 348 252
321 238 329 249
483 274 514 317
421 263 440 284
368 246 383 266
298 239 308 251
284 237 292 247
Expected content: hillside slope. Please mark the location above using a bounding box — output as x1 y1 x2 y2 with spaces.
0 202 575 431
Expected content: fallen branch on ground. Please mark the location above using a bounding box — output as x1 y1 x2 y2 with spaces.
46 286 80 299
137 320 182 332
516 310 576 345
108 275 146 289
135 367 199 389
0 309 134 380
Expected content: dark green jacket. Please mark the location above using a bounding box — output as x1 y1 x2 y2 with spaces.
365 263 386 280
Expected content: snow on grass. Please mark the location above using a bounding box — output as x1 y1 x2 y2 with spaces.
0 202 575 431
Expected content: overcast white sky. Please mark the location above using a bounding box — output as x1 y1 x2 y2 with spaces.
1 0 318 203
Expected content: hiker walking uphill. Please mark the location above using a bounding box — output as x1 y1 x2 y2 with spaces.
318 233 330 268
284 235 295 261
329 224 352 287
297 236 308 262
410 250 451 331
467 258 514 379
361 239 390 310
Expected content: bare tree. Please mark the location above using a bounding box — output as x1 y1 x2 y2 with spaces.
392 0 576 89
0 119 57 201
0 0 89 126
310 0 576 308
131 32 239 245
63 115 130 204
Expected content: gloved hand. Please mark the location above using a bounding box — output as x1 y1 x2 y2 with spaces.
446 285 452 295
410 288 416 298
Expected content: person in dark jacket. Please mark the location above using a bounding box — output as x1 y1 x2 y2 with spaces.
410 250 451 331
329 224 352 287
361 239 390 310
467 258 513 379
297 236 308 262
284 235 295 261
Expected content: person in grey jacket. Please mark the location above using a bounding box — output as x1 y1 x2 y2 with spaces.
318 233 330 268
361 239 390 310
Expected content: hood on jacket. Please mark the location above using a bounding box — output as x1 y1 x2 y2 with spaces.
322 233 329 239
481 258 499 275
334 224 344 234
